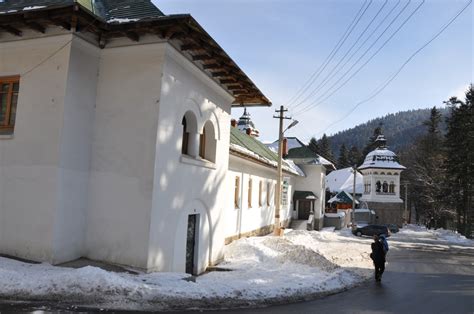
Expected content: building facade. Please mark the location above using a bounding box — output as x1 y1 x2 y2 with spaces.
0 1 270 274
358 135 406 226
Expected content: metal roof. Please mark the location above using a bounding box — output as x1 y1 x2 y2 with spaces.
0 2 271 107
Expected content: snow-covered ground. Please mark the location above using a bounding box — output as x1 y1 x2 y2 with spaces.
0 225 471 311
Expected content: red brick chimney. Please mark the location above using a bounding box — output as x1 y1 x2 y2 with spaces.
282 138 288 157
231 119 237 127
246 128 252 135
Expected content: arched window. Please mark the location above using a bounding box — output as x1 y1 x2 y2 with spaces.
376 181 381 193
181 111 197 156
389 181 395 193
199 121 216 162
181 117 189 155
382 181 388 193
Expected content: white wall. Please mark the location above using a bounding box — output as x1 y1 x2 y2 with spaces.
226 154 295 239
147 45 234 273
0 34 73 262
293 164 326 218
85 42 165 268
360 169 403 203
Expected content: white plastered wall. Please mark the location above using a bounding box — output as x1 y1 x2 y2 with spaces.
147 44 233 273
226 154 295 238
85 42 165 268
360 169 403 203
0 34 74 262
293 164 326 219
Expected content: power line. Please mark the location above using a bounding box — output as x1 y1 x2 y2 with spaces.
314 0 472 137
293 0 422 117
284 0 370 107
290 0 389 111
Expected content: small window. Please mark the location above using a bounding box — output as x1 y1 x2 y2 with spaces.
199 128 206 159
389 181 395 193
181 117 189 155
234 176 240 209
376 181 381 193
382 181 388 193
259 180 263 207
0 76 20 135
266 182 271 206
248 178 252 208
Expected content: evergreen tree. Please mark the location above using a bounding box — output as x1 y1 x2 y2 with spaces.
348 145 362 166
362 124 383 157
308 137 320 155
337 143 349 168
444 84 474 237
409 106 450 228
319 134 334 161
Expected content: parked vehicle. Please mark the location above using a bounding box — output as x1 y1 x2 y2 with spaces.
353 224 390 237
384 224 399 233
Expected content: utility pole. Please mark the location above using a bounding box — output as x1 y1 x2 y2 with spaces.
402 181 409 224
273 106 291 236
352 165 356 229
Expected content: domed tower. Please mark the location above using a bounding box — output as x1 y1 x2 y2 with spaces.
237 108 259 137
358 135 406 226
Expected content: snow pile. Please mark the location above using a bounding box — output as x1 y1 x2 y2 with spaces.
0 229 373 311
393 224 473 245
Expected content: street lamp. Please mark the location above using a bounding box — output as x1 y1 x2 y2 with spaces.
273 105 298 236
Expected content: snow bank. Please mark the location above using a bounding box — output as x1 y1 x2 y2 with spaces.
393 224 473 245
0 230 373 311
2 225 468 311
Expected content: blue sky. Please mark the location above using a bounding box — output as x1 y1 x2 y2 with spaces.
155 0 473 143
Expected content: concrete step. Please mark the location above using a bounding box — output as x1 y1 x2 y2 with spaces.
290 219 307 230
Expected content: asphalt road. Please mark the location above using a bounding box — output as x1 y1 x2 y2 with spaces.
1 240 473 313
195 241 474 314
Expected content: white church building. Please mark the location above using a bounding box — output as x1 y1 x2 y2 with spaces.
358 135 406 226
0 0 330 275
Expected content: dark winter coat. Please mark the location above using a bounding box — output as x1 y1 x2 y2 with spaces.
370 241 386 264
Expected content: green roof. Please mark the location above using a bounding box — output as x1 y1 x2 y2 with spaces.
230 127 279 163
286 146 319 159
0 0 164 21
293 191 317 200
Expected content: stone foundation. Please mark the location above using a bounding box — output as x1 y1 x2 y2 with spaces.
224 218 291 245
366 202 404 227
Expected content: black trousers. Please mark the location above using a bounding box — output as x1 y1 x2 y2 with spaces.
374 261 385 280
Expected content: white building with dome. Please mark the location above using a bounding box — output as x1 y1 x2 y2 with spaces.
358 135 406 226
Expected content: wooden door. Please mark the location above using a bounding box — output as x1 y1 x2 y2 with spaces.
298 200 312 219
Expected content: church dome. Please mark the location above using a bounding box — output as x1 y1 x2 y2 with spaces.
358 135 405 170
237 108 259 137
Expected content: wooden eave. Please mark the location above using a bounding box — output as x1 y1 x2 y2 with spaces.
0 4 271 107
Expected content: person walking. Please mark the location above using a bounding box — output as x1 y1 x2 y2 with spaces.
370 234 386 282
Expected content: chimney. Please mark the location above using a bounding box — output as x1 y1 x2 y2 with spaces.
246 128 252 135
231 119 237 127
282 138 288 157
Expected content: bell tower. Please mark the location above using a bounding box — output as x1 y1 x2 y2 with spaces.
358 135 406 226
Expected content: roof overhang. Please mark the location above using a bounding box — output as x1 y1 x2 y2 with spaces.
0 3 271 107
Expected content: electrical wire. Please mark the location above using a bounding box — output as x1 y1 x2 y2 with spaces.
284 0 370 107
313 0 472 137
293 0 422 117
290 0 389 111
21 19 98 78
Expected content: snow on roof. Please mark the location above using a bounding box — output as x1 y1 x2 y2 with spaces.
325 167 363 194
267 137 305 153
229 143 303 177
328 190 360 204
358 148 406 170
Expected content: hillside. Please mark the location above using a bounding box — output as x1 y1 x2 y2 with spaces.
326 107 449 156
